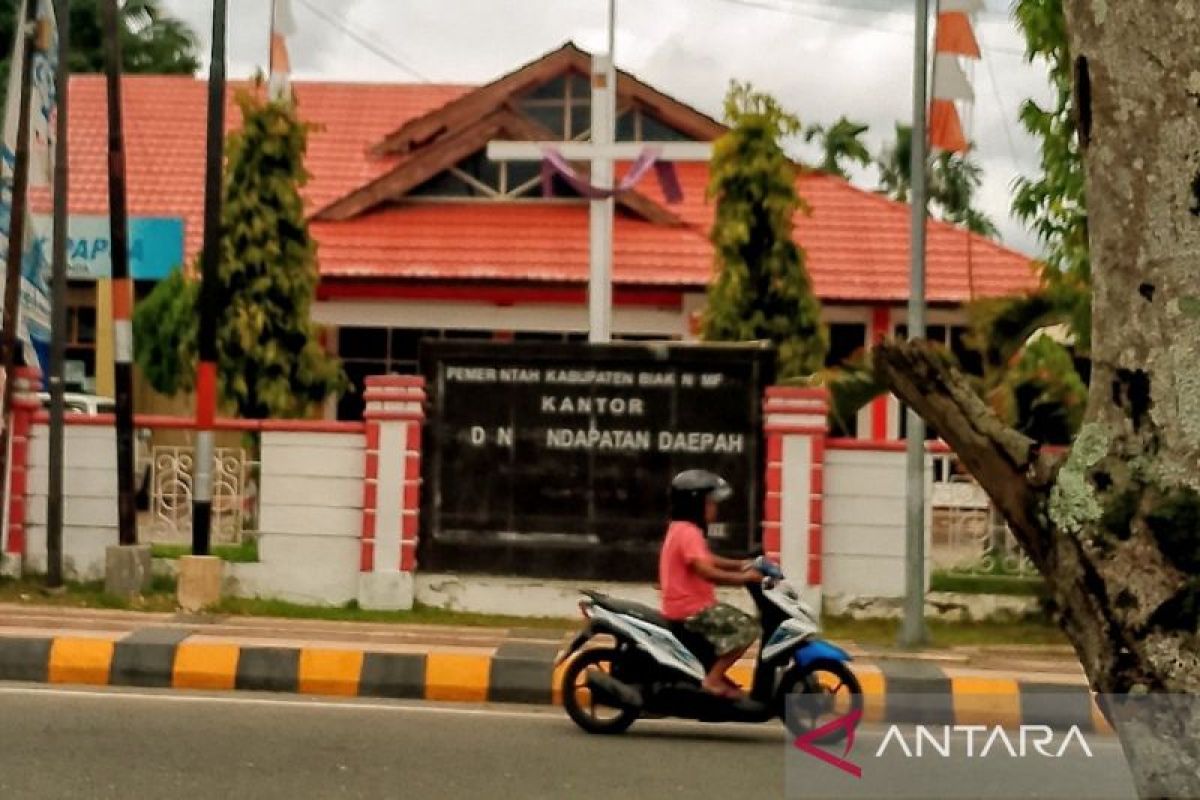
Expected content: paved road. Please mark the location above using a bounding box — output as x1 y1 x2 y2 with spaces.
0 684 1136 800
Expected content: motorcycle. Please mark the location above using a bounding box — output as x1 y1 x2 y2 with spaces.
557 557 862 739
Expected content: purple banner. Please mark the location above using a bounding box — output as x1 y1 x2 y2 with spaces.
539 146 683 204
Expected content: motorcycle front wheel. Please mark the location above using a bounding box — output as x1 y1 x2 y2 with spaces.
777 659 863 743
560 646 640 735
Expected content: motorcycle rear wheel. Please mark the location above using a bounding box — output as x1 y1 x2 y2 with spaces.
561 647 640 735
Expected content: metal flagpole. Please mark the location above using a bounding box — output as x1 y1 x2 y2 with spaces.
900 0 931 648
47 0 70 589
193 0 228 558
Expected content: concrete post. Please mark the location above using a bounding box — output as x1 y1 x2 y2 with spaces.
1 366 40 577
763 387 828 613
358 376 425 610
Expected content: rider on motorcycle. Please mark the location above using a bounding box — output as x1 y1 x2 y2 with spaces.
659 469 763 700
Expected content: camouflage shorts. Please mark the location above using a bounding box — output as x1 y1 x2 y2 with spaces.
683 602 757 657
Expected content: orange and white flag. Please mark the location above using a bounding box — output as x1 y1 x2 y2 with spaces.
268 0 296 101
929 5 981 153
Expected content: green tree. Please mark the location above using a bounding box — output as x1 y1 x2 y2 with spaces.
1011 0 1090 347
875 123 998 237
702 81 826 379
135 86 346 418
0 0 199 93
802 116 871 180
132 268 197 396
875 122 913 202
876 3 1200 791
964 0 1088 443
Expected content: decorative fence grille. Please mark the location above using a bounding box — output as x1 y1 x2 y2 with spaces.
147 445 259 544
930 452 1036 577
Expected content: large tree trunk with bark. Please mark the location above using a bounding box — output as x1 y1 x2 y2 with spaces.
876 2 1200 796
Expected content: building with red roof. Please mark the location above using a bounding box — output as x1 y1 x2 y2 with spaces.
61 44 1036 434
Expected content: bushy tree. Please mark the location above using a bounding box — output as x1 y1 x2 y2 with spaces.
132 268 196 396
135 86 345 418
703 81 826 379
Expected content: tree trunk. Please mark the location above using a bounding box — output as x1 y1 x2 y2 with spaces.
876 3 1200 795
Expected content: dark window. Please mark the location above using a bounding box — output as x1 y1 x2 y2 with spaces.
339 326 388 360
338 360 387 422
826 323 867 367
506 160 542 193
410 170 475 198
950 327 983 376
568 73 591 98
453 150 502 192
615 107 636 141
639 113 691 142
570 104 592 139
520 103 565 138
514 332 568 343
525 75 567 100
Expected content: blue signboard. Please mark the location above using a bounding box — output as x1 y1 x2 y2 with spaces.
33 214 185 280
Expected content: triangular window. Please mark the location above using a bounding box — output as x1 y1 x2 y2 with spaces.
408 147 580 200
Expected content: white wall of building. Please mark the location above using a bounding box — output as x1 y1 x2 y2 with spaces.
822 446 932 603
228 431 365 605
24 423 119 580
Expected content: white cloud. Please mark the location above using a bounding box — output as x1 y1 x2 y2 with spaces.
163 0 1056 256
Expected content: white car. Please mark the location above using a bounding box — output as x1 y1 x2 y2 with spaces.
36 392 153 510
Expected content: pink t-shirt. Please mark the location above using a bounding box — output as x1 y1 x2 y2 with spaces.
659 520 717 620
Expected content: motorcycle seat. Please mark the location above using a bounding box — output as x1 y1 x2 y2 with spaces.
582 591 669 628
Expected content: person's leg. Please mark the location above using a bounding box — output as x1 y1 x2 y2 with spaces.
703 645 749 695
695 603 758 697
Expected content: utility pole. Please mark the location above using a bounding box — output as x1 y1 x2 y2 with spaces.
900 0 931 648
193 0 228 558
101 0 137 549
47 0 70 589
0 0 40 553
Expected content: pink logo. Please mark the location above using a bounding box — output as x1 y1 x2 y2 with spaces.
792 708 864 778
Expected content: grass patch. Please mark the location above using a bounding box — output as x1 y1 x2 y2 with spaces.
930 570 1045 596
210 596 576 630
151 539 259 563
822 614 1067 648
0 575 178 613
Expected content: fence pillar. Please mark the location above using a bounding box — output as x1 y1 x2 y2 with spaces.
358 375 425 610
2 367 40 576
763 387 828 612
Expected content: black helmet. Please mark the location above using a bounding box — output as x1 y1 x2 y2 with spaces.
669 469 732 530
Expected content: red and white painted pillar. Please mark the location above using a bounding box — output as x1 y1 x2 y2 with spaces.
763 387 828 612
868 305 892 440
2 366 41 575
358 375 425 610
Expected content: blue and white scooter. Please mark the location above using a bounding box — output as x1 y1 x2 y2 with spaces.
558 557 861 739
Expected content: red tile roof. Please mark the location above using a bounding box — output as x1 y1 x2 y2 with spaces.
61 74 1037 304
60 75 469 261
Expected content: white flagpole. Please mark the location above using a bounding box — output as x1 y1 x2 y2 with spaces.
901 0 932 648
588 0 617 344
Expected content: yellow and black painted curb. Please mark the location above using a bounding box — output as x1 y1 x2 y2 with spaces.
0 631 1107 732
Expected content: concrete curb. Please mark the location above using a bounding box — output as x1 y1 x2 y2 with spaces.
0 633 1107 732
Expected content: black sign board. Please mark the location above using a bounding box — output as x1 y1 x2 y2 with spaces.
419 341 774 581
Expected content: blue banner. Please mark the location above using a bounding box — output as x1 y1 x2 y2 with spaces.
32 214 186 280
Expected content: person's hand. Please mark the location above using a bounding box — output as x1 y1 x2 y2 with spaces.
743 568 765 585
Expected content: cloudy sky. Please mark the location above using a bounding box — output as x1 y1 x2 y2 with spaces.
161 0 1054 255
